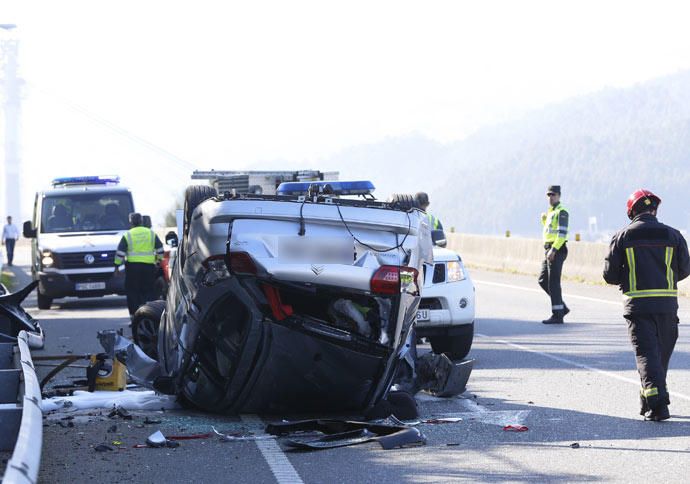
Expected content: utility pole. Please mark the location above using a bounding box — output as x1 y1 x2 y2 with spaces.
1 24 21 221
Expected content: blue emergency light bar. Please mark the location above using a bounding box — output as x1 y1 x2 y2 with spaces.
277 180 375 196
51 175 121 187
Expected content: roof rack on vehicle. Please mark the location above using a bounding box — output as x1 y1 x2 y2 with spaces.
51 176 121 187
277 180 375 196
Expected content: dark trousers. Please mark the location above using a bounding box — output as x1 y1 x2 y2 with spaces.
625 313 678 406
124 262 157 316
5 238 15 265
538 244 568 313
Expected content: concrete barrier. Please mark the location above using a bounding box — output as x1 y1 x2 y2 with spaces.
446 233 690 294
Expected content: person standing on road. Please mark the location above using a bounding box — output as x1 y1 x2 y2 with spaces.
2 216 20 267
604 189 690 421
539 185 570 324
114 213 164 319
415 192 444 232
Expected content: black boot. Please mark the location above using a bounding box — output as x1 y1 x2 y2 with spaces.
542 311 564 324
639 393 649 416
644 404 670 421
563 304 570 316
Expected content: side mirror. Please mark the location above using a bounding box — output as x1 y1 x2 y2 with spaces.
165 231 179 248
23 221 37 239
431 229 447 248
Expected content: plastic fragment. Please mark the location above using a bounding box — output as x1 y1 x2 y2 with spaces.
146 430 167 447
94 444 114 452
570 442 580 448
502 425 528 432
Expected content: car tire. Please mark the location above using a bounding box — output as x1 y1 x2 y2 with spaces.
429 323 474 360
132 300 166 360
37 289 52 310
183 185 217 237
388 193 416 211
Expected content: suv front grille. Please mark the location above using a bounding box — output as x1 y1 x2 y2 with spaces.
55 251 116 269
419 298 442 310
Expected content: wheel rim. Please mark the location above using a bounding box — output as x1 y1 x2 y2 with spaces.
136 317 159 358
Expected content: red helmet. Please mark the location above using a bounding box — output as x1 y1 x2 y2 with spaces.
626 189 661 220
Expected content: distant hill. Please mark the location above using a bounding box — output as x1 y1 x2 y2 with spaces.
315 69 690 238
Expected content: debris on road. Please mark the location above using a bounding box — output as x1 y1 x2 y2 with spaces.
422 417 463 424
166 433 211 441
94 444 114 452
41 389 180 413
108 406 133 420
144 417 162 425
570 442 580 448
211 427 275 442
146 430 168 448
502 425 529 432
266 419 427 450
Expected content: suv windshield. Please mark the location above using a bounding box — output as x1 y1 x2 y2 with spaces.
41 192 133 233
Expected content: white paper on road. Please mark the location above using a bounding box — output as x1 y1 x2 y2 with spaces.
41 389 180 413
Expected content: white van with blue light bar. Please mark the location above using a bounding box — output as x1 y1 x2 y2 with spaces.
22 176 134 309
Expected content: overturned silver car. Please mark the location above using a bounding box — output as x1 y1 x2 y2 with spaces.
133 181 435 414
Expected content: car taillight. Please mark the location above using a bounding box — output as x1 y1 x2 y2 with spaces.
371 266 419 295
228 251 257 276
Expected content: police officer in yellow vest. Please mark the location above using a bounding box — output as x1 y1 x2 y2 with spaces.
539 185 570 324
415 192 443 232
114 213 164 318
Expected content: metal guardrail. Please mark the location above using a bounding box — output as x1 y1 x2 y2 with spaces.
2 331 43 484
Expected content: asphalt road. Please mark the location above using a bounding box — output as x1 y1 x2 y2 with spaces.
8 245 690 483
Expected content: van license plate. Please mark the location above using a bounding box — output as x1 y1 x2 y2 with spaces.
75 282 106 291
416 309 430 321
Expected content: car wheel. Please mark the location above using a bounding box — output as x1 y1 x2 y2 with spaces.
183 185 217 237
37 289 52 310
429 324 474 360
132 300 166 359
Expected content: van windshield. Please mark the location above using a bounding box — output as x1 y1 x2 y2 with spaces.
41 193 134 233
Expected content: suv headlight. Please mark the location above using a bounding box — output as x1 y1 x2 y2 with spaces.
447 260 465 282
41 250 55 268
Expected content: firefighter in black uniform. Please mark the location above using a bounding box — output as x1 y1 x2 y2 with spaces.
604 189 690 421
114 213 164 319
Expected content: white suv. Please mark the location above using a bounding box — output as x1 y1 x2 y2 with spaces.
416 246 475 360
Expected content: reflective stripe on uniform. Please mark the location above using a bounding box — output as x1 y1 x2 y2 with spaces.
642 387 659 397
625 247 636 292
666 247 674 290
624 289 678 298
552 304 564 310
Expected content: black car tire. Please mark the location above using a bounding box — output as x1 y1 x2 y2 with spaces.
389 193 416 211
429 323 474 360
132 300 166 360
183 185 217 237
37 289 52 310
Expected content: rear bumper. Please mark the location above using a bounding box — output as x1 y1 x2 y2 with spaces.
37 270 125 299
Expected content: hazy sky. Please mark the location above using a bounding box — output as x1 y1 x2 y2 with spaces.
3 0 690 220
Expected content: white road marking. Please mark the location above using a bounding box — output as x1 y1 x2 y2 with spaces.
474 279 620 306
477 333 690 403
240 415 304 484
